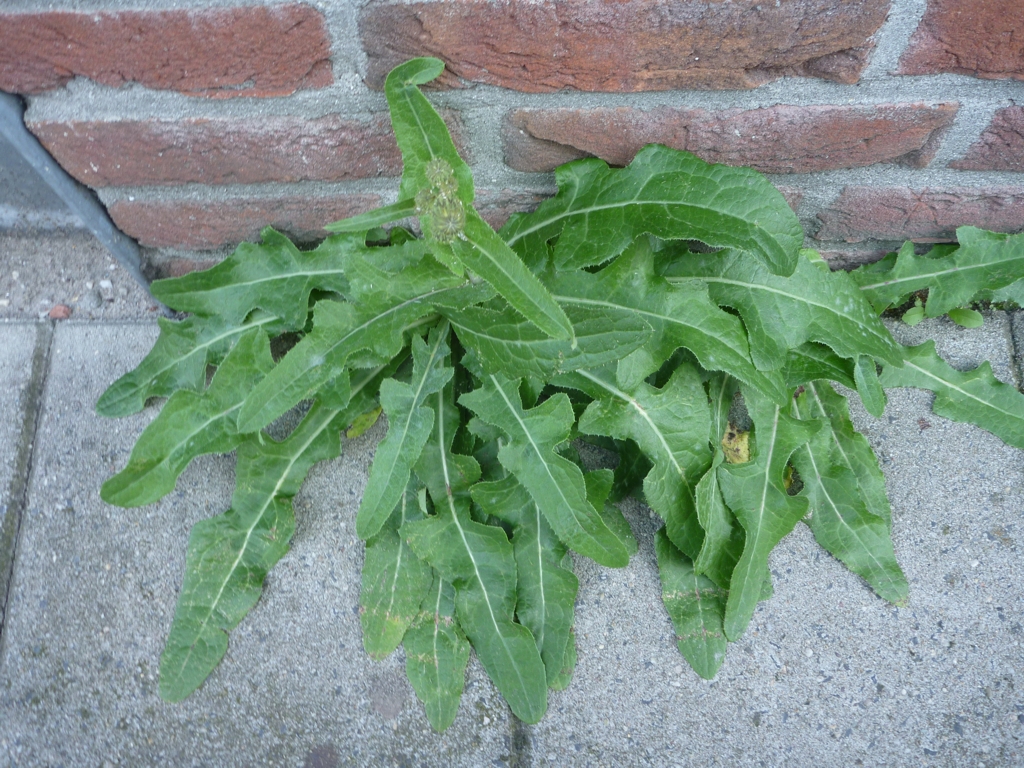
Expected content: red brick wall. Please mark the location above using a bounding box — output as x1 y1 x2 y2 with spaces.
2 0 1022 270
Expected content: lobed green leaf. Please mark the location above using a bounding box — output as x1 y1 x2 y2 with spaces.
404 387 547 724
159 394 357 702
559 362 710 560
96 312 279 418
782 343 856 391
549 240 789 405
403 574 471 732
445 300 651 380
655 529 728 680
360 481 434 658
473 476 579 686
501 144 803 276
879 341 1024 450
102 329 274 508
357 325 453 540
663 248 904 372
852 227 1024 316
854 354 888 418
693 374 745 589
450 209 574 342
151 228 353 328
460 374 631 568
718 387 820 640
237 252 485 432
793 382 908 605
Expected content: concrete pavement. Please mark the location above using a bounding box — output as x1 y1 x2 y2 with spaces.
0 240 1021 766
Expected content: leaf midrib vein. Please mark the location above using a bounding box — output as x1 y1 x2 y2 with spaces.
903 360 1021 420
436 390 533 701
577 369 687 485
489 375 598 548
793 420 896 584
170 267 346 296
551 295 746 358
170 401 342 678
856 252 1024 292
504 191 751 248
364 327 448 514
667 275 887 339
738 405 780 606
172 364 387 679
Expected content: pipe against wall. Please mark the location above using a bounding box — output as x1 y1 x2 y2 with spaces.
0 90 164 310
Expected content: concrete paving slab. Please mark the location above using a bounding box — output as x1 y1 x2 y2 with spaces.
1 232 157 321
1 315 1022 767
527 312 1024 767
1009 311 1024 391
0 322 516 767
0 322 46 635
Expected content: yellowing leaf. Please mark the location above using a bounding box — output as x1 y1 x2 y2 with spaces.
721 423 750 465
346 407 382 439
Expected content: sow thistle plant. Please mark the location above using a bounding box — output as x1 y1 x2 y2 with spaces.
98 58 1024 731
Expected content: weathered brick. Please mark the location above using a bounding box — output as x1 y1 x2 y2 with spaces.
504 104 957 174
815 187 1024 243
819 247 895 271
122 190 544 251
951 107 1024 172
109 195 381 250
28 113 466 187
361 0 889 92
899 0 1024 80
0 5 332 97
475 190 551 231
162 259 220 279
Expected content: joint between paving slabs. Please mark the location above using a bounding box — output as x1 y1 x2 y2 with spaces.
1009 310 1024 392
509 714 533 768
0 321 55 653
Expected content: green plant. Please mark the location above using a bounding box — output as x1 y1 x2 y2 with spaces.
98 58 1024 731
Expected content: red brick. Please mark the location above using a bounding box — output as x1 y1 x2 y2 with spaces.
504 104 957 174
951 107 1024 172
109 195 382 250
0 5 332 97
475 190 551 231
28 113 466 187
815 187 1024 243
162 259 220 279
899 0 1024 80
360 0 889 92
819 248 894 270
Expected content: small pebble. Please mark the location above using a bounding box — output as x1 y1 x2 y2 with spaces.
98 279 115 302
48 304 72 320
804 648 814 658
81 290 103 310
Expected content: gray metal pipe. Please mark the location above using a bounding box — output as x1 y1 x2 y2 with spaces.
0 90 163 307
